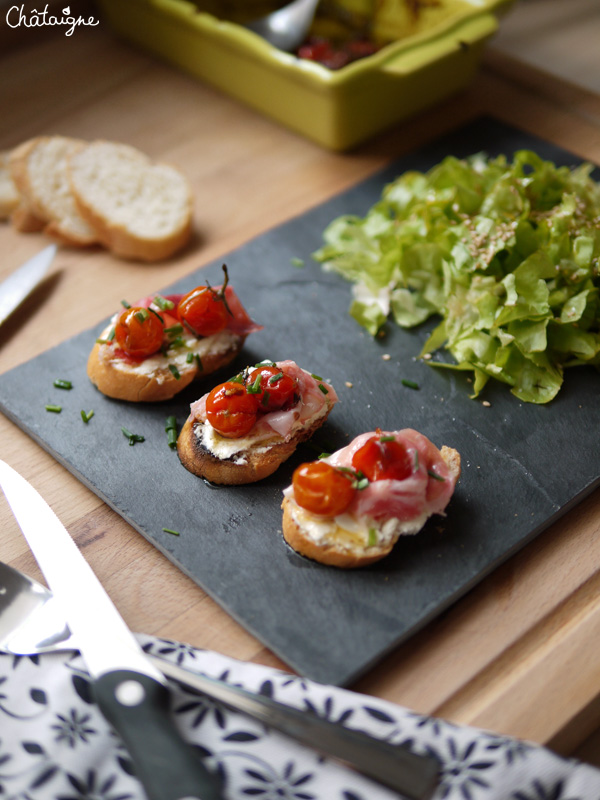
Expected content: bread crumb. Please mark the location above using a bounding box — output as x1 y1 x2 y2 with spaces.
382 354 391 361
482 400 491 407
422 353 432 360
345 381 353 388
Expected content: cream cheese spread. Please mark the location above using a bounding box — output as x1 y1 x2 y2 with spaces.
283 491 429 550
99 323 239 385
196 401 331 463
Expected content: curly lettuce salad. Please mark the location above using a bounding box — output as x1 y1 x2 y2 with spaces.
313 150 600 403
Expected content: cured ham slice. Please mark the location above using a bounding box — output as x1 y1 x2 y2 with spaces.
327 429 456 521
190 359 338 444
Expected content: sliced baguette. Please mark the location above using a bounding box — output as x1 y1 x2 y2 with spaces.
68 140 193 262
8 136 99 245
282 444 461 569
177 364 338 484
177 411 333 485
87 326 246 403
0 150 20 219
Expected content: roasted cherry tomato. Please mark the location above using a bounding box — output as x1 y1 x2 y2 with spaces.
178 286 229 337
205 381 259 438
245 365 297 411
292 461 356 517
114 306 164 358
351 435 414 482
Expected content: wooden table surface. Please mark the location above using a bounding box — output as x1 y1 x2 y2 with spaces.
2 4 600 763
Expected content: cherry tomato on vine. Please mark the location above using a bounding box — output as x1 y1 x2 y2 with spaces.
245 365 297 411
114 307 164 358
178 286 229 337
351 435 414 482
205 381 259 438
292 461 356 517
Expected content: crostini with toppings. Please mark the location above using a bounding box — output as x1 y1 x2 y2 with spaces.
281 429 460 568
87 266 262 402
177 359 338 484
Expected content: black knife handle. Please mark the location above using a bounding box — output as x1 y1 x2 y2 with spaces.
94 670 223 800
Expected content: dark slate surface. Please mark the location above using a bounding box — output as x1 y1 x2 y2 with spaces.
1 117 599 687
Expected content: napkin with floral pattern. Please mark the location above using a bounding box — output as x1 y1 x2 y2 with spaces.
1 634 599 800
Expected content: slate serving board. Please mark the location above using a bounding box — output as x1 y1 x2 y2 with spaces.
1 117 599 687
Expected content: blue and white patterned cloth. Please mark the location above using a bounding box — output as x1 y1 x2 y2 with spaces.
1 634 599 800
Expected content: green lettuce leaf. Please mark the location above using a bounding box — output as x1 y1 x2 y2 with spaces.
313 149 600 403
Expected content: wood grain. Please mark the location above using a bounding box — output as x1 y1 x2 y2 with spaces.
1 17 600 759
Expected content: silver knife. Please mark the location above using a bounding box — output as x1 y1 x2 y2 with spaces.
0 460 223 800
0 245 57 326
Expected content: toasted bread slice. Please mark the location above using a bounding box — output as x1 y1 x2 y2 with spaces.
177 362 338 484
68 140 193 262
178 411 332 485
9 136 99 245
87 325 246 403
282 442 461 569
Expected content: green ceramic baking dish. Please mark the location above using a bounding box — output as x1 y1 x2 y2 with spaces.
95 0 515 150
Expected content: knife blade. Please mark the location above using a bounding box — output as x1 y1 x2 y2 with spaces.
0 460 223 800
0 245 57 326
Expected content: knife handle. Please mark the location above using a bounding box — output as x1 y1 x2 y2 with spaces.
94 670 223 800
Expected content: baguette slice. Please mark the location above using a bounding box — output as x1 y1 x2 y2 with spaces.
88 328 244 403
88 285 260 403
177 361 338 485
8 136 99 244
0 150 20 219
281 432 461 569
68 140 193 262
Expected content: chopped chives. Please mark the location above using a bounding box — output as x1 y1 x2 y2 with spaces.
162 527 180 536
402 379 420 390
121 299 131 308
427 469 446 482
96 326 115 345
154 295 174 311
268 371 283 385
134 309 149 324
247 374 262 394
368 528 377 547
254 359 275 367
290 257 304 268
45 404 62 413
311 373 323 381
318 383 329 394
261 391 271 407
81 409 95 423
379 434 395 442
53 379 72 390
148 306 164 323
168 364 181 380
165 324 184 336
165 416 178 449
122 427 145 446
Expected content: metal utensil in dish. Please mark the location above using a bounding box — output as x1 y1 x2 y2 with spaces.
245 0 320 51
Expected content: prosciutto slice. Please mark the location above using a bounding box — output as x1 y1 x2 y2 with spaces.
191 359 338 442
326 429 457 522
136 285 262 337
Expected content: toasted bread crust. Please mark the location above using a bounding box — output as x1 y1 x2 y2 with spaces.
177 405 335 485
87 337 245 403
282 446 461 568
